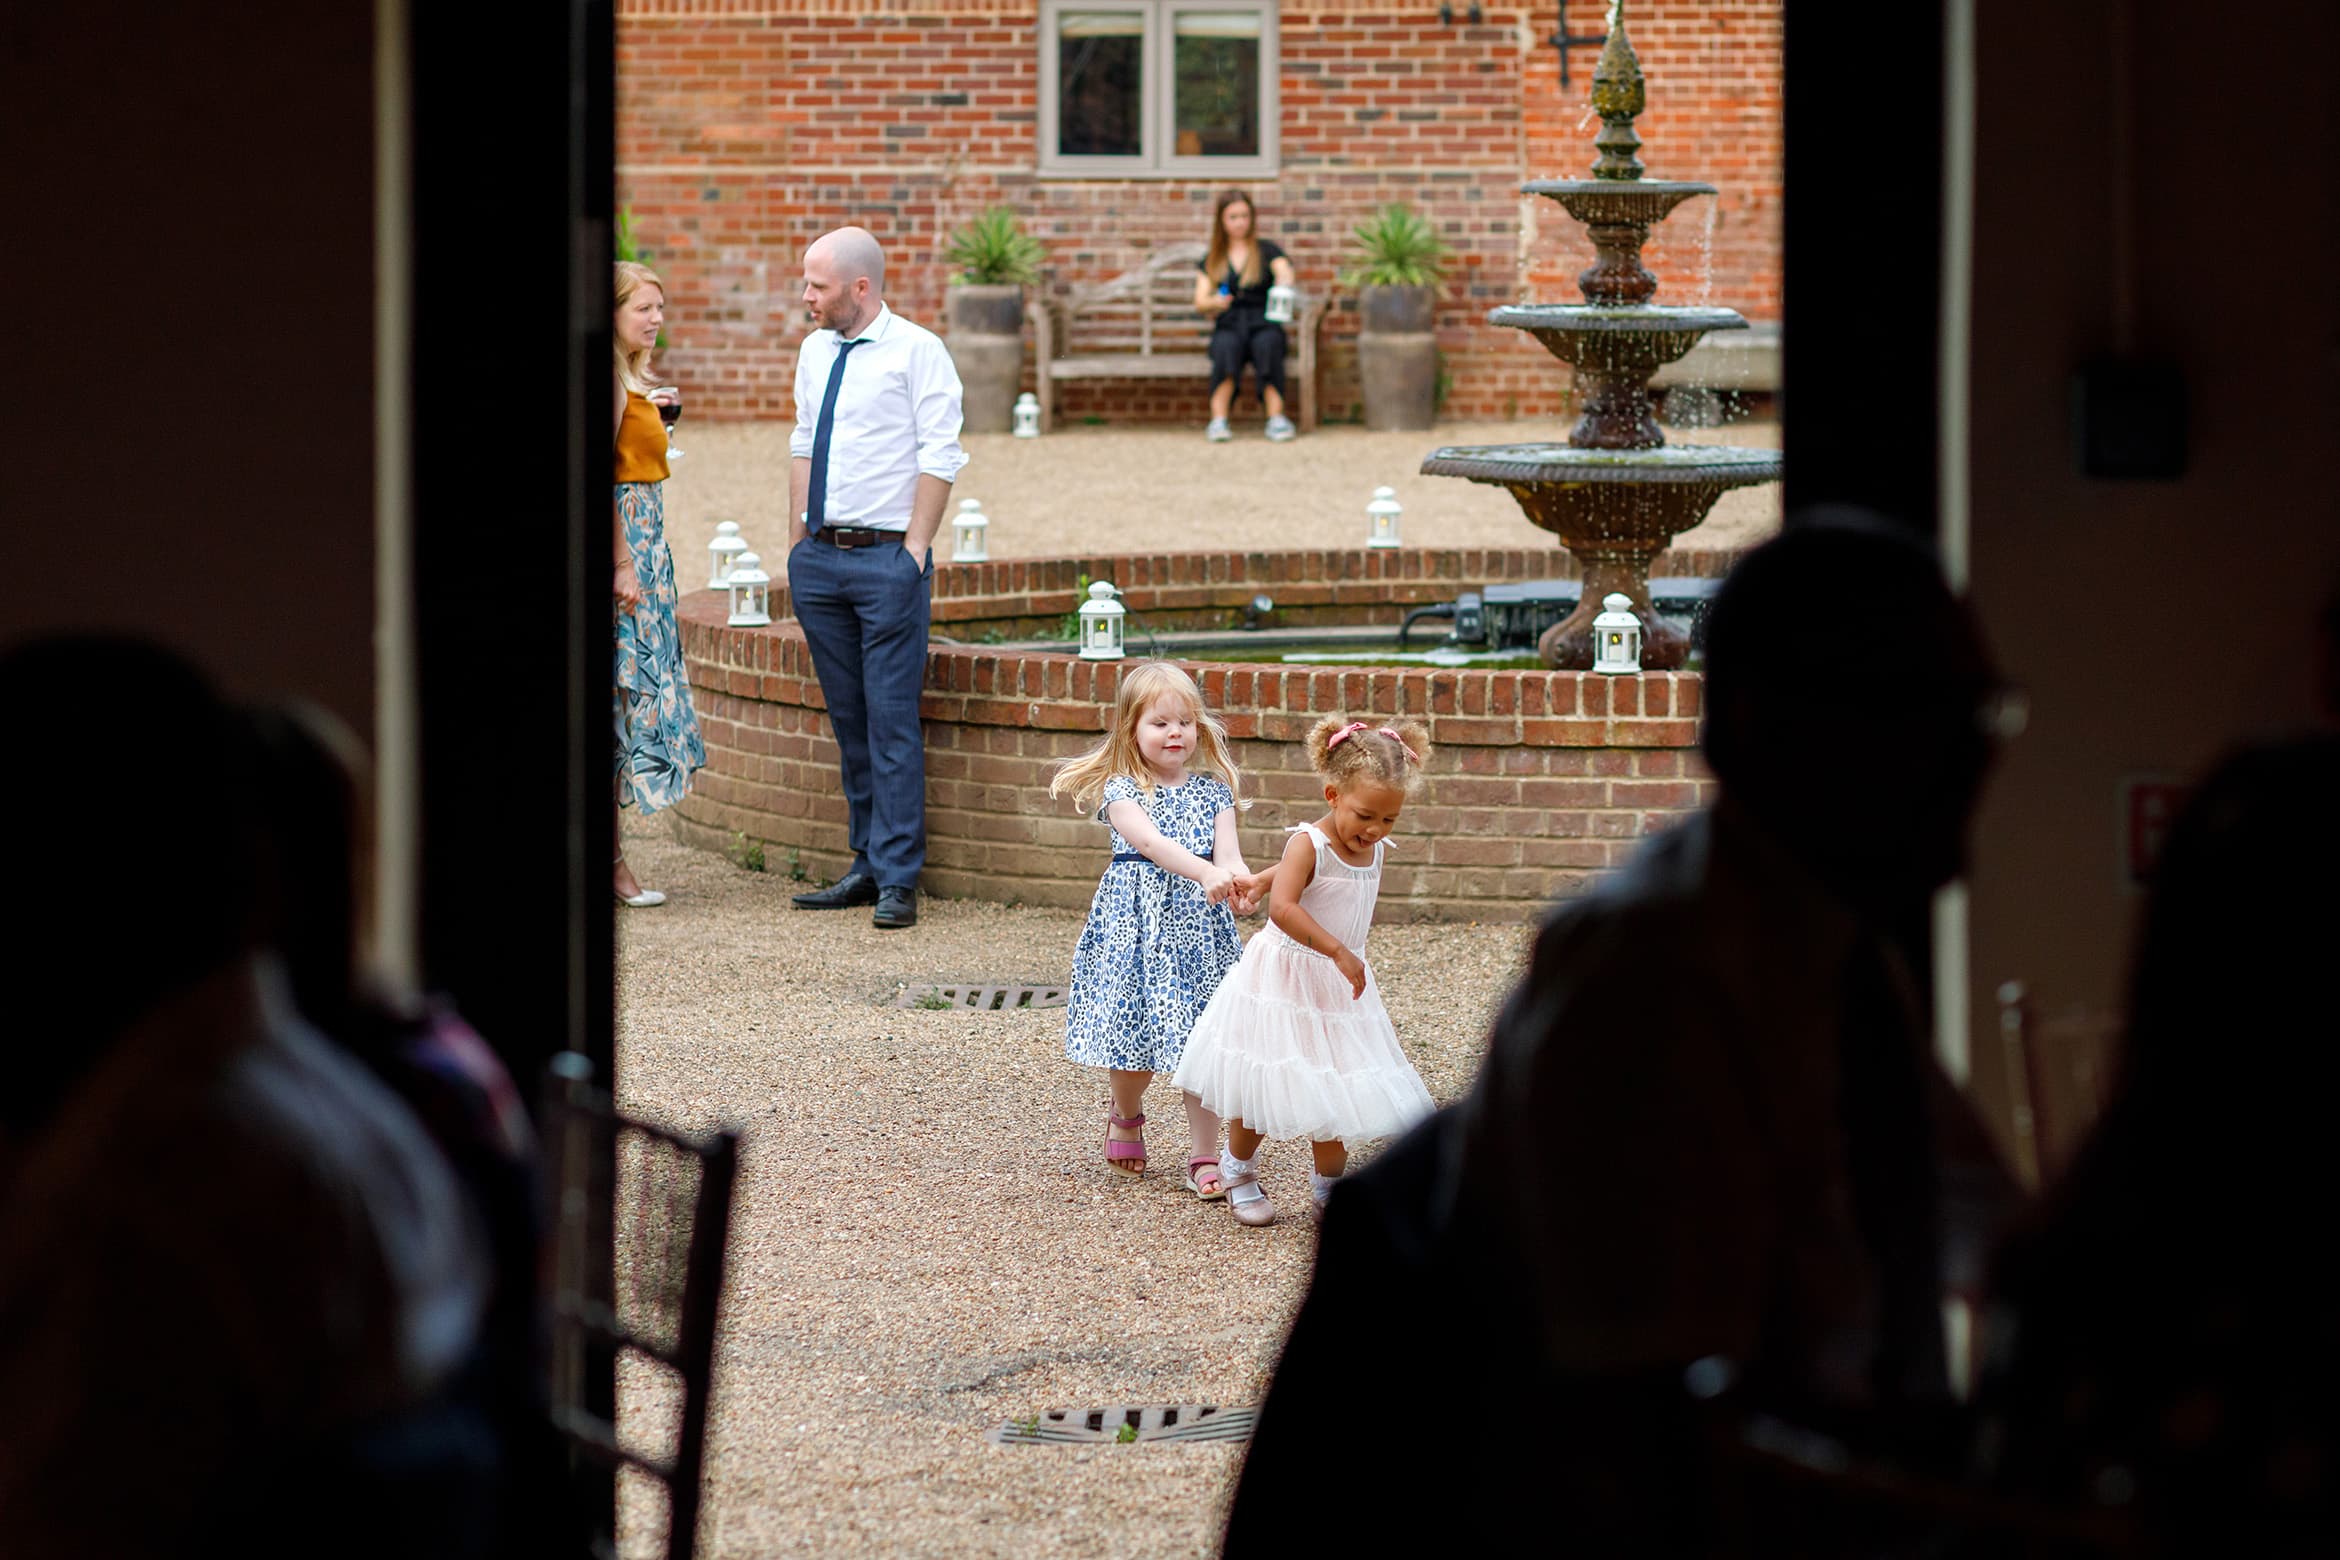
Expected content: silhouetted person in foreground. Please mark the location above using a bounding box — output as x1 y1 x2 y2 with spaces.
1225 514 2022 1553
0 637 491 1559
1971 733 2340 1556
241 700 560 1555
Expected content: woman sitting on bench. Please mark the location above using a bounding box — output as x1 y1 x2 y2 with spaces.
1194 189 1298 443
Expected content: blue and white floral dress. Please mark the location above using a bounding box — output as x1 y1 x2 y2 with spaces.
1064 773 1245 1073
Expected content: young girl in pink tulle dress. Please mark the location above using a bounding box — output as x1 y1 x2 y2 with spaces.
1173 716 1436 1226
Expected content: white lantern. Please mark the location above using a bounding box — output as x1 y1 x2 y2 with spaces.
726 551 771 627
951 498 990 562
1013 392 1041 438
1592 592 1642 675
1077 580 1126 661
1265 284 1296 324
706 520 746 590
1366 486 1403 549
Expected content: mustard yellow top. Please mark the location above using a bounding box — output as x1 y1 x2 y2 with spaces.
614 391 670 484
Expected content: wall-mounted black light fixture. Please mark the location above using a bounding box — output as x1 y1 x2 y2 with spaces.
1550 9 1606 88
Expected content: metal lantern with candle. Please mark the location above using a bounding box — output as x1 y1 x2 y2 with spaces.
1077 580 1125 661
726 551 771 627
1366 486 1403 549
1592 592 1642 674
1265 283 1296 324
951 499 990 562
706 520 746 590
1013 392 1041 438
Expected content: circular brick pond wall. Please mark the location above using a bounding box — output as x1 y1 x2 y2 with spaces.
673 546 1740 923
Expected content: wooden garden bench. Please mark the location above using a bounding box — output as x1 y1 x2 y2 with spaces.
1032 241 1326 433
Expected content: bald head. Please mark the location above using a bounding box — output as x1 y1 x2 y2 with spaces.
803 226 886 334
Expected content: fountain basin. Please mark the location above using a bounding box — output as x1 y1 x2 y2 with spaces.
1522 178 1715 227
1492 305 1749 381
1421 442 1784 486
1420 445 1781 670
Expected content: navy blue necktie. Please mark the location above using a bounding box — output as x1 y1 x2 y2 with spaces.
804 336 865 536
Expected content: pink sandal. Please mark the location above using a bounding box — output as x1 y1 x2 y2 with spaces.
1184 1155 1226 1199
1104 1110 1147 1176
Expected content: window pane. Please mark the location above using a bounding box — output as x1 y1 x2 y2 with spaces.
1057 12 1145 158
1173 12 1261 159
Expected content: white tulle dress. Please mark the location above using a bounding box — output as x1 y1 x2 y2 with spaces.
1173 822 1434 1143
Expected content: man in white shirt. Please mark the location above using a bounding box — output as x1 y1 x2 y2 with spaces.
785 226 967 930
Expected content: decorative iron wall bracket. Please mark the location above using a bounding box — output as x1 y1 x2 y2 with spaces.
1551 10 1606 89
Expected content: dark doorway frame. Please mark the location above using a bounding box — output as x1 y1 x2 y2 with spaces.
1781 0 1946 540
407 0 617 1549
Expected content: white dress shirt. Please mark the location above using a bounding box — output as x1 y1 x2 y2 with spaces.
790 303 968 531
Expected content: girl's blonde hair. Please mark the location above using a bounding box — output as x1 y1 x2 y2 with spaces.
1304 714 1433 797
614 261 665 395
1049 661 1247 813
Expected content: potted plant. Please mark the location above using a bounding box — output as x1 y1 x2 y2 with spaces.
1340 204 1450 431
943 207 1047 433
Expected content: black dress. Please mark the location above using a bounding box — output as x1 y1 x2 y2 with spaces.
1200 239 1288 397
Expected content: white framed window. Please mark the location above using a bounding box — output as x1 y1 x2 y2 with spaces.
1038 0 1279 177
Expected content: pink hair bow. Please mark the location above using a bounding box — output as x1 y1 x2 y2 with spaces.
1327 721 1422 765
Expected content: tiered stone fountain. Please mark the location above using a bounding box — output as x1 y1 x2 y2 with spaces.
1421 2 1780 668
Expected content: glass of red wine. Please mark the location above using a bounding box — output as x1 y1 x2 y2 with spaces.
654 384 685 462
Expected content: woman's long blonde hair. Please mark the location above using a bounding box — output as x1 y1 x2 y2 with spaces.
1202 189 1263 290
614 261 665 395
1049 661 1247 814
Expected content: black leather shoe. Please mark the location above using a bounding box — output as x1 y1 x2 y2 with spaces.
871 886 918 929
792 871 879 910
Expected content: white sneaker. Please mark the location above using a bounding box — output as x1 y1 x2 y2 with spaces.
1264 415 1297 442
1206 417 1232 442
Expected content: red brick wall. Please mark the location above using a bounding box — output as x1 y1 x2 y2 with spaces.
617 0 1781 421
669 543 1731 918
674 596 1710 919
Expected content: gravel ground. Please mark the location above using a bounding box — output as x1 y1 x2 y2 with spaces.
659 416 1781 575
614 817 1536 1557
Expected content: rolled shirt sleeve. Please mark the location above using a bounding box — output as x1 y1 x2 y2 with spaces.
788 340 819 460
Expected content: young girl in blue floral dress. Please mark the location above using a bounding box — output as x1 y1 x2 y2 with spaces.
1053 662 1263 1196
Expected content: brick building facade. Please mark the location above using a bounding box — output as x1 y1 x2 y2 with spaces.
617 0 1780 422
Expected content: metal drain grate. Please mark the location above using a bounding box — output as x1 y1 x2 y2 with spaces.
896 983 1068 1011
988 1404 1256 1446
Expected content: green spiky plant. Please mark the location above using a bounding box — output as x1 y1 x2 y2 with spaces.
944 207 1048 287
1337 203 1451 291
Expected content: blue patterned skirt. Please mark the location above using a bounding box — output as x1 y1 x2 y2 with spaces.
1064 858 1245 1073
614 480 706 813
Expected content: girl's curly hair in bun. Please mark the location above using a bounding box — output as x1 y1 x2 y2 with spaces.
1304 715 1432 797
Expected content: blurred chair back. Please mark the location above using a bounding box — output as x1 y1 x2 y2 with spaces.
1994 983 2119 1188
540 1053 738 1560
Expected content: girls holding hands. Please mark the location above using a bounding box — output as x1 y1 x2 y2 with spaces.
1175 717 1436 1226
1054 663 1260 1197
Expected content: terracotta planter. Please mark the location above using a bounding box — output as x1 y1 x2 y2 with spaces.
1356 283 1439 431
946 283 1024 434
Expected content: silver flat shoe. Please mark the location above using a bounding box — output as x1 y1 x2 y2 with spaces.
615 887 667 908
1223 1171 1275 1227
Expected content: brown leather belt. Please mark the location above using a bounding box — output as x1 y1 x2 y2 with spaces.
807 525 898 548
